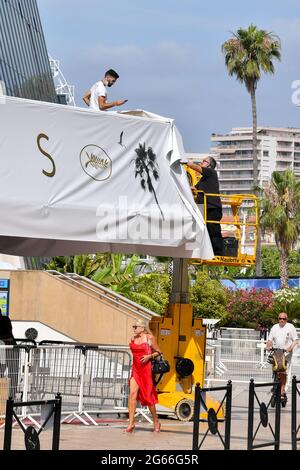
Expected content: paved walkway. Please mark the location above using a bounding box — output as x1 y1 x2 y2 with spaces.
0 385 298 451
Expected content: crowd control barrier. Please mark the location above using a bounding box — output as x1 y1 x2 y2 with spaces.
0 343 131 426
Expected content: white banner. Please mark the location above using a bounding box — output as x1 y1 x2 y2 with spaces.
0 97 213 259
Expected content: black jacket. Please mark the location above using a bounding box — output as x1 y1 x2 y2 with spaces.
195 167 222 209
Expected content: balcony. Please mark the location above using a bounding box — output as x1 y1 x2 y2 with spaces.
218 156 253 161
219 176 253 182
213 144 255 151
277 148 293 154
220 181 253 188
219 165 253 170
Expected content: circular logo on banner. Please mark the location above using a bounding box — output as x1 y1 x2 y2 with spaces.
80 145 112 181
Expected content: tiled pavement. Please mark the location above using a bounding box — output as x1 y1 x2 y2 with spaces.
0 385 298 451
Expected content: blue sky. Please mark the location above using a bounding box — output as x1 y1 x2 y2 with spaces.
38 0 300 152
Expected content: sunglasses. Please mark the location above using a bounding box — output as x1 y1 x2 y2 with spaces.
278 317 287 321
132 325 139 329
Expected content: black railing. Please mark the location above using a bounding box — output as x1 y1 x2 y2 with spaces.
3 393 62 450
247 379 281 450
291 376 300 450
192 381 232 450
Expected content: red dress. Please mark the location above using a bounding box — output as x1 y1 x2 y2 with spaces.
129 340 158 406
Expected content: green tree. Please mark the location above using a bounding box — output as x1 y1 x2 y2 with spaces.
287 249 300 277
45 254 110 277
260 170 300 287
190 272 228 323
131 273 171 315
46 253 163 313
222 24 281 277
272 288 300 325
261 246 280 277
91 254 144 294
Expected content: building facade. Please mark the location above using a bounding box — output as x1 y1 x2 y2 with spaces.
0 0 57 102
211 127 300 194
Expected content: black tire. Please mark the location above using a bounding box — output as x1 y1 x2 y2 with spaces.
175 399 194 421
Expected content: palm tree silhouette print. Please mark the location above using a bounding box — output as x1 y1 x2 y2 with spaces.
132 143 164 220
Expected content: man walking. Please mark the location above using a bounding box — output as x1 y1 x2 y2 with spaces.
83 69 127 111
266 312 298 398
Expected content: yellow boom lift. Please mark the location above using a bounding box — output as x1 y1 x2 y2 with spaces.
150 166 258 420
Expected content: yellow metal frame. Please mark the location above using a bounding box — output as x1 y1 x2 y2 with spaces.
194 191 259 267
184 165 258 267
150 303 224 420
148 167 258 419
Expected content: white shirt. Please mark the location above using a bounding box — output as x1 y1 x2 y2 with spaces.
268 322 298 350
89 81 107 110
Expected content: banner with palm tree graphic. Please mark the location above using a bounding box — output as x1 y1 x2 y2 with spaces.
0 97 214 260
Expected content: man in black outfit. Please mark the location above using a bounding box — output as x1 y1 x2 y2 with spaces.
187 156 223 256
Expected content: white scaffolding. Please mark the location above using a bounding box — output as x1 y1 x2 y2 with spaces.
49 55 76 106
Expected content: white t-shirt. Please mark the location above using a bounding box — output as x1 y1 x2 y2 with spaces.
268 323 298 350
89 81 107 110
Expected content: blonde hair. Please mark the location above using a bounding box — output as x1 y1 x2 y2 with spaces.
135 318 151 334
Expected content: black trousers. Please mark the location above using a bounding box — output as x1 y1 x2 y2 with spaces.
206 207 223 256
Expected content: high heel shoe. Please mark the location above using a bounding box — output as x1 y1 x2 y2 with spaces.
153 422 161 433
124 424 135 433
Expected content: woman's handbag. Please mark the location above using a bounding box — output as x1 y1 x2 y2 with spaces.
152 353 170 386
146 338 170 385
152 354 170 375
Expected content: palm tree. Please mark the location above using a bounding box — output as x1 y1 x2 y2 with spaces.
45 253 110 277
46 253 163 313
92 253 140 294
132 143 164 220
260 170 300 288
92 253 163 312
222 24 281 276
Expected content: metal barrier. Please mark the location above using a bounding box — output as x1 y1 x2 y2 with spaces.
192 381 232 450
291 375 300 450
0 345 32 409
247 379 281 450
219 327 261 340
0 344 131 426
206 338 300 390
206 338 273 384
3 394 61 450
83 347 130 412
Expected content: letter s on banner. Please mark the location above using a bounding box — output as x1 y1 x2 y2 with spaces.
37 133 56 178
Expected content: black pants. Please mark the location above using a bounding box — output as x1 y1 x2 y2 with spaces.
206 207 223 256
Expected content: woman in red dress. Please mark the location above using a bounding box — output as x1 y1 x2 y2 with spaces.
125 318 161 433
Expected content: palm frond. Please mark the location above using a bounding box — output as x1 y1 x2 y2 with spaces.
222 24 281 91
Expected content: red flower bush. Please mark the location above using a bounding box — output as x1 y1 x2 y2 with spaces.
225 288 274 328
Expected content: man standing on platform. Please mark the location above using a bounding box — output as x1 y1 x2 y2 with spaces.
83 69 127 111
186 156 223 256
